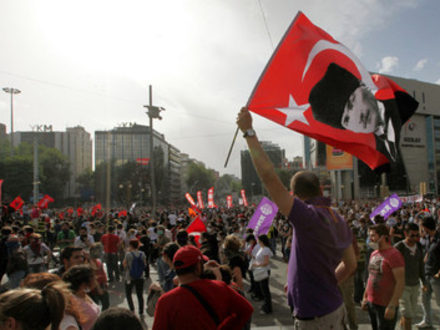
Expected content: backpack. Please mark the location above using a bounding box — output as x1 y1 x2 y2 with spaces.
129 251 145 279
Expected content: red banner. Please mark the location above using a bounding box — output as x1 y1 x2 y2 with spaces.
196 191 204 209
185 193 196 206
207 187 215 208
10 196 24 210
247 12 418 170
226 195 233 209
136 158 150 165
118 210 127 217
77 207 84 217
240 189 248 207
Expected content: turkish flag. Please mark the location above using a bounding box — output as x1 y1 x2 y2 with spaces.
10 196 24 210
186 216 207 248
118 210 127 217
248 12 418 170
37 194 54 209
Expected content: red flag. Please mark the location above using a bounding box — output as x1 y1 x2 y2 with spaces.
240 189 248 207
185 193 196 207
248 12 418 170
226 195 233 208
10 196 24 210
59 212 64 220
207 187 215 208
91 204 102 216
186 216 207 248
77 207 84 217
37 194 54 209
118 210 127 217
66 208 74 216
196 191 204 209
136 158 150 165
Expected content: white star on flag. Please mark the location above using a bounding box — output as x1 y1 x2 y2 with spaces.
276 94 309 126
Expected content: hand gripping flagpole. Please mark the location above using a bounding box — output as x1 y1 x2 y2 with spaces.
223 127 239 168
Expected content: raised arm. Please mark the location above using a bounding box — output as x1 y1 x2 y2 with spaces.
236 107 294 216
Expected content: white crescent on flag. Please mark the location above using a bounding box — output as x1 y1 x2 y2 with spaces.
301 39 377 94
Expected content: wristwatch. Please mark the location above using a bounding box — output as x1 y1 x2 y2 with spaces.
243 128 256 138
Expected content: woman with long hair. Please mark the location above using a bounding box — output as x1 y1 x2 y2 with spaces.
0 281 65 330
63 265 101 330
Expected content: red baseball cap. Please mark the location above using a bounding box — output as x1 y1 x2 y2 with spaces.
173 245 209 269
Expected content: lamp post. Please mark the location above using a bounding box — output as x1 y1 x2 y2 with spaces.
143 85 164 220
2 87 21 156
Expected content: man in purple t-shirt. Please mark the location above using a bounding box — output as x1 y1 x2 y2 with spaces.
237 108 356 329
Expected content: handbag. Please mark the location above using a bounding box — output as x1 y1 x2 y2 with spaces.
253 267 269 281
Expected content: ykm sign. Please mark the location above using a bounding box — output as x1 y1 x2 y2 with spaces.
31 125 53 132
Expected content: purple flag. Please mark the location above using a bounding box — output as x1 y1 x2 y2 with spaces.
247 197 278 236
369 194 402 220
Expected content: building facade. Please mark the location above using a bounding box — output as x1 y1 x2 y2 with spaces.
241 141 285 199
11 126 93 198
95 123 181 206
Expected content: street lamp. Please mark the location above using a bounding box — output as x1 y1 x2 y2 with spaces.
2 87 21 156
143 85 165 219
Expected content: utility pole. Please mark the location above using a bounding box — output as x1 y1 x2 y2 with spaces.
144 85 164 219
33 136 39 204
2 87 21 156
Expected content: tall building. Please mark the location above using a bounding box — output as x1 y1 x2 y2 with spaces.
95 123 181 206
241 141 285 198
12 125 92 198
304 74 440 198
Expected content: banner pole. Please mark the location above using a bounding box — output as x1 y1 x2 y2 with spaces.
224 127 239 168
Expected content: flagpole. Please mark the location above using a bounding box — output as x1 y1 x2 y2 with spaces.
223 127 239 168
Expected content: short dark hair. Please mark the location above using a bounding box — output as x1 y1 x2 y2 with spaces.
128 239 139 249
163 243 179 261
60 246 83 262
369 224 389 238
92 307 144 330
108 225 115 232
258 234 270 247
422 216 436 231
404 222 419 233
176 230 188 246
290 171 321 199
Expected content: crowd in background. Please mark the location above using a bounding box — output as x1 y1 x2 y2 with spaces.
0 196 439 329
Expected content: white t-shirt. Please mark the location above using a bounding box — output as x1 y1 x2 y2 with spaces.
254 246 273 273
59 314 79 330
168 214 177 226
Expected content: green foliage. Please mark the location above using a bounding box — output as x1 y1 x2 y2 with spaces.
185 161 216 194
0 142 70 203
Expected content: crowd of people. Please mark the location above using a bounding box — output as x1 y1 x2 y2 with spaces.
0 110 439 330
0 189 439 329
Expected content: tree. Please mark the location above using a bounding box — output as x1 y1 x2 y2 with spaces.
77 168 95 201
185 161 216 194
216 174 242 199
0 142 70 205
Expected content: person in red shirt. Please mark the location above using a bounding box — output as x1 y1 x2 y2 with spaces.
152 245 253 330
362 224 405 330
101 225 121 282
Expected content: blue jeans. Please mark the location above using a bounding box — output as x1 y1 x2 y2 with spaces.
421 276 440 325
367 302 398 330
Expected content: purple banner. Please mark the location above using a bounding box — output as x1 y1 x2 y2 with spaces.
247 197 278 236
369 194 402 220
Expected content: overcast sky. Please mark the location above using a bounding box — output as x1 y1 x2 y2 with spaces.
1 0 439 178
